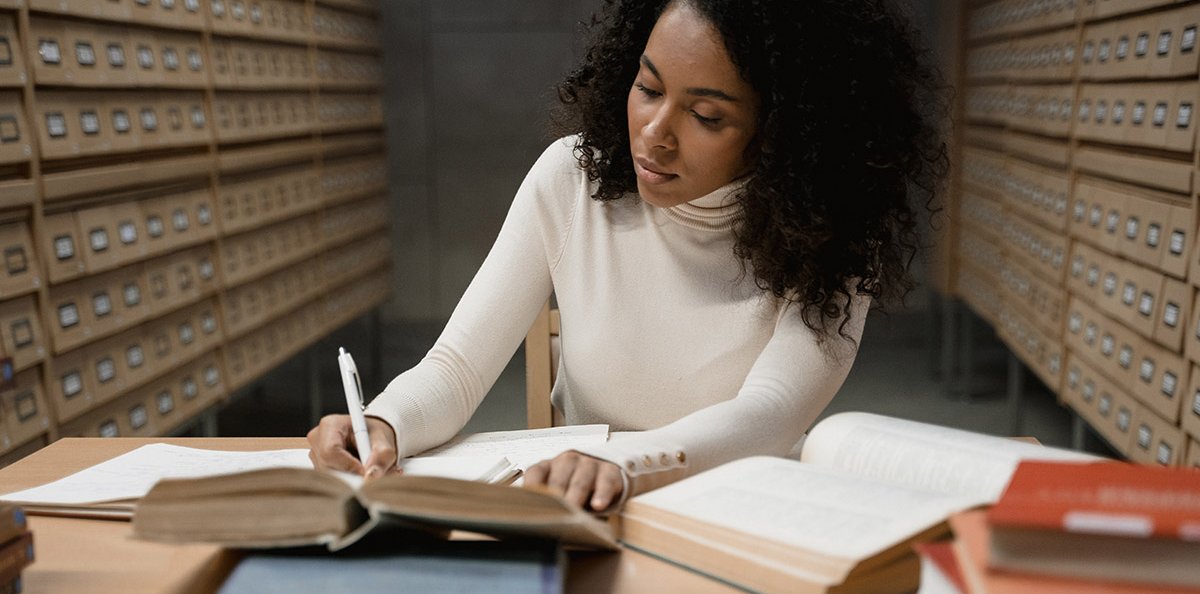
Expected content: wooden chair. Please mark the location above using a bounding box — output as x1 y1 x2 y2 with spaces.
524 302 561 428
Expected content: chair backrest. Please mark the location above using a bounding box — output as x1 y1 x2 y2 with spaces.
524 302 560 428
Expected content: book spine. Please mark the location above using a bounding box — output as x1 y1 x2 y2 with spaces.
0 508 26 549
0 533 33 586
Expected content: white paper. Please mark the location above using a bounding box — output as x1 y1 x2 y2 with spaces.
400 455 515 483
800 412 1098 504
0 444 313 505
631 456 971 560
416 424 608 469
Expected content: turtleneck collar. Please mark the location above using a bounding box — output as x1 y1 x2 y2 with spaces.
660 178 744 232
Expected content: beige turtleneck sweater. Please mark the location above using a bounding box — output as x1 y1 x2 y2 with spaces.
365 136 868 497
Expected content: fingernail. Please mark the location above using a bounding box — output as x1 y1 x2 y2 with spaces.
365 467 381 479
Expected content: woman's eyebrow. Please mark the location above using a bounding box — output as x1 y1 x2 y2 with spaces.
639 55 739 102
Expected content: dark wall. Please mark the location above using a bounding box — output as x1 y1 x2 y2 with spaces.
379 0 947 323
380 0 600 322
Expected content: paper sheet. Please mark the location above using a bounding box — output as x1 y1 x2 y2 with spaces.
417 424 609 469
0 444 313 505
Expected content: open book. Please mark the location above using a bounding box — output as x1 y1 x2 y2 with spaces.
132 469 616 551
0 424 608 519
618 412 1099 594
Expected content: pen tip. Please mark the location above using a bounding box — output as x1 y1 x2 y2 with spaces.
339 347 346 356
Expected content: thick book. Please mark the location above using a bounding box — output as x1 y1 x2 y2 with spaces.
0 532 33 589
0 507 26 551
132 469 616 551
915 541 966 594
986 460 1200 588
618 412 1097 594
218 539 565 594
949 510 1189 594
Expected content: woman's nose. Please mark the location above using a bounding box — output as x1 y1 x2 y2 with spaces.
642 106 677 150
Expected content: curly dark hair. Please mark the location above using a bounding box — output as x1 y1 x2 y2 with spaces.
553 0 948 340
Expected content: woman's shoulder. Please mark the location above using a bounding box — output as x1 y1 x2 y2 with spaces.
531 134 586 175
522 134 597 196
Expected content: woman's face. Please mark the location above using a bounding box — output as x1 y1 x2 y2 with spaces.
627 2 759 208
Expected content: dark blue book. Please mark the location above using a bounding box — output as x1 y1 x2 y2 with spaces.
219 538 564 594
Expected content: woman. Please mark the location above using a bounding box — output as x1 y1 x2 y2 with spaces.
309 0 946 512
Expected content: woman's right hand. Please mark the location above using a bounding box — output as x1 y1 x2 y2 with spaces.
306 414 400 479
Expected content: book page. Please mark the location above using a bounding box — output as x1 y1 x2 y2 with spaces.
416 424 608 469
399 456 517 484
630 456 972 560
800 413 1099 504
0 444 312 505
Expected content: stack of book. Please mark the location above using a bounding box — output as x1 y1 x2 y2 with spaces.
617 413 1096 594
934 460 1200 594
0 505 33 594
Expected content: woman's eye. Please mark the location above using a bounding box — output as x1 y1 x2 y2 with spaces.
635 83 661 98
692 112 720 126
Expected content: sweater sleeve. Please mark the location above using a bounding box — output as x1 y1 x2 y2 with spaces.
573 294 870 500
364 138 582 457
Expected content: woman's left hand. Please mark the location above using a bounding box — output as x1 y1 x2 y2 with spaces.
524 450 624 512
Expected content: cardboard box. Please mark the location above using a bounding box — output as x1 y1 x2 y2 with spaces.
1178 364 1200 442
42 211 87 283
130 0 182 31
114 327 153 391
152 98 209 151
183 188 219 243
91 21 138 86
1187 437 1200 468
1126 262 1162 338
29 17 70 85
46 348 97 423
0 295 46 372
1128 403 1186 466
47 280 94 353
1165 82 1198 153
209 38 235 87
68 93 112 156
140 255 177 316
1 366 50 449
156 30 205 88
128 28 164 87
0 92 31 165
110 200 149 265
35 91 84 159
1154 4 1200 79
75 204 122 273
1155 276 1189 351
133 92 168 150
82 332 135 407
0 221 41 297
102 93 141 153
1074 144 1193 196
1163 201 1192 279
1130 337 1187 424
0 14 28 88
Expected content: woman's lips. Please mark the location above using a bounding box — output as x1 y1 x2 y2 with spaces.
634 157 678 184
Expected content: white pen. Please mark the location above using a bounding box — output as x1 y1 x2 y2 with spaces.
337 347 372 467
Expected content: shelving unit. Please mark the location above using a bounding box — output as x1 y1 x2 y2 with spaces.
0 0 389 463
948 0 1200 466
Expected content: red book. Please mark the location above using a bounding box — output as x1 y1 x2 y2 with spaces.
985 460 1200 588
949 510 1192 594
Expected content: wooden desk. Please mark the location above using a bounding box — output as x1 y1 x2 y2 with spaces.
0 438 738 594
